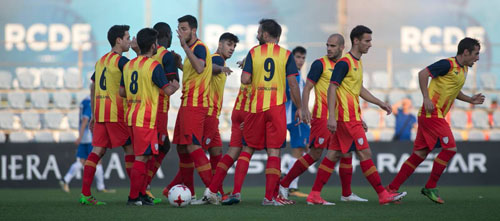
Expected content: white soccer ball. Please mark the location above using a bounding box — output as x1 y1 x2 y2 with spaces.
168 184 192 207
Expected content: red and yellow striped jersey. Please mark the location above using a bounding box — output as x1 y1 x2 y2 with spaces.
123 56 168 128
207 54 227 117
153 46 178 113
419 57 467 118
307 56 335 119
242 43 298 113
181 40 212 108
92 52 129 123
233 84 251 112
330 52 363 122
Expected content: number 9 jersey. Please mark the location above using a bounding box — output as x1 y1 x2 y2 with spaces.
242 43 298 113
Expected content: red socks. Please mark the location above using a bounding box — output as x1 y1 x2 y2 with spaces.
129 161 146 199
311 157 335 192
210 154 222 175
233 151 251 194
280 154 315 188
339 157 353 197
81 152 100 196
209 154 234 193
360 159 385 194
190 148 212 187
265 156 281 201
426 149 456 189
124 154 135 178
389 153 425 190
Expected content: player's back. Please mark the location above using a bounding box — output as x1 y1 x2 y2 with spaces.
153 46 177 113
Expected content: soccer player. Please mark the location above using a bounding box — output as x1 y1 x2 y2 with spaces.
140 22 180 204
212 19 304 206
80 25 135 205
279 34 367 204
60 96 111 193
387 37 483 204
323 25 406 205
282 46 310 198
121 27 179 206
171 15 214 197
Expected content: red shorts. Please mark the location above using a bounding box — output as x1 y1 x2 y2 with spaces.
329 121 369 153
173 106 207 145
202 115 222 149
92 122 130 148
229 109 249 148
414 116 456 151
156 112 168 145
129 126 159 156
243 105 286 150
309 118 330 149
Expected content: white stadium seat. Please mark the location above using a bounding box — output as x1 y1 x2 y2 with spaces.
365 131 375 141
471 109 489 129
388 90 407 105
0 71 12 89
31 91 50 109
379 129 395 141
371 71 389 89
65 68 82 89
384 114 395 128
409 91 423 108
489 130 500 141
9 131 33 143
16 68 37 89
452 130 463 141
43 111 63 129
34 131 55 143
8 92 26 109
41 69 61 89
363 109 380 128
21 112 41 129
453 100 470 109
479 73 497 90
468 130 485 141
53 92 72 109
393 70 412 89
59 131 78 142
0 111 14 130
67 110 80 129
75 91 89 105
493 111 500 129
450 110 467 129
0 131 5 143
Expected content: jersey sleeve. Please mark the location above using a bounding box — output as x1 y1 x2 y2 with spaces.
212 56 225 66
193 45 207 61
307 60 324 84
286 54 299 77
426 59 451 78
82 100 91 119
330 60 349 86
120 73 125 88
118 56 130 73
163 52 179 81
152 65 169 89
91 72 95 82
242 52 253 75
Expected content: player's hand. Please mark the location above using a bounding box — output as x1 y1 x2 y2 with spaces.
89 117 95 133
176 29 188 49
131 37 140 53
378 102 392 115
169 79 180 91
294 108 304 126
423 97 435 113
303 108 312 125
236 60 244 69
171 51 183 69
74 136 82 146
222 66 233 75
471 93 485 105
327 117 337 133
362 120 368 132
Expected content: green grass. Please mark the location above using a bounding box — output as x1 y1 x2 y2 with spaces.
1 186 499 220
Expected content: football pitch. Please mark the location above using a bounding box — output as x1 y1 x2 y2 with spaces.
1 186 499 220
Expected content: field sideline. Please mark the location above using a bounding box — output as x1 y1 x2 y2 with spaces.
1 186 499 220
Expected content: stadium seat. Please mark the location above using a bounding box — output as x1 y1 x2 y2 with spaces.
379 129 395 141
75 91 89 104
367 91 387 108
393 70 412 89
0 111 14 130
450 110 467 129
0 71 12 89
43 111 63 129
363 72 372 89
34 131 55 143
41 68 61 89
0 93 7 109
462 70 475 90
468 130 485 141
59 131 78 142
371 71 389 89
16 68 37 89
0 131 5 143
363 109 380 128
365 130 375 141
452 130 463 141
223 90 237 109
8 92 26 109
453 100 470 109
489 130 500 141
493 111 500 128
21 112 41 129
409 91 423 108
471 109 489 129
479 73 497 90
53 91 72 109
10 131 33 143
65 68 82 89
388 90 407 105
384 114 395 128
225 73 241 90
481 92 499 109
30 91 50 109
67 110 79 129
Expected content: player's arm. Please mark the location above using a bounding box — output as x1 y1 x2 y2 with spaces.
177 30 206 74
212 56 232 75
241 52 253 85
118 57 130 98
360 86 391 115
327 83 338 133
303 60 323 123
89 72 96 132
457 91 485 105
164 52 180 82
420 59 451 113
153 65 179 96
286 54 304 124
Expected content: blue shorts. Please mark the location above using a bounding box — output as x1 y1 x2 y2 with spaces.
76 143 93 159
287 123 311 148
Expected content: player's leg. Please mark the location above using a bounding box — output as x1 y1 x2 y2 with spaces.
164 144 195 198
95 160 105 192
60 159 82 193
338 152 367 202
80 146 107 205
232 146 254 196
287 123 308 197
422 146 456 204
279 146 322 198
128 154 149 206
306 149 340 205
213 146 243 205
388 148 429 192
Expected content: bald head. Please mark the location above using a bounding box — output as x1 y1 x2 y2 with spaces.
326 33 345 60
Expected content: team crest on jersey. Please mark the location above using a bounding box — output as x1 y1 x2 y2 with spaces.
206 138 211 145
443 137 449 144
357 138 364 145
454 71 459 75
318 137 325 144
353 68 358 71
155 143 159 151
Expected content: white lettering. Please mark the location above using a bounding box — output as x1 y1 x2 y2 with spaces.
104 153 125 179
49 24 71 51
468 153 487 173
421 26 442 53
1 155 6 180
401 26 421 53
72 24 92 51
5 24 26 50
26 23 48 51
42 155 61 179
26 155 42 180
9 155 24 180
448 153 468 173
443 26 464 53
377 153 397 173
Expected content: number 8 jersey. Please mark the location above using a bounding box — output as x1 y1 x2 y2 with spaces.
242 43 298 113
92 52 129 123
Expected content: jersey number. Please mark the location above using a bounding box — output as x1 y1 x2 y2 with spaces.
264 58 275 81
129 71 138 94
99 68 107 90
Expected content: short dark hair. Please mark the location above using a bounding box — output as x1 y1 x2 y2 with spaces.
219 32 239 44
259 19 281 38
136 28 158 54
292 46 306 55
107 25 130 47
153 22 172 40
178 15 197 29
350 25 372 44
457 37 480 55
